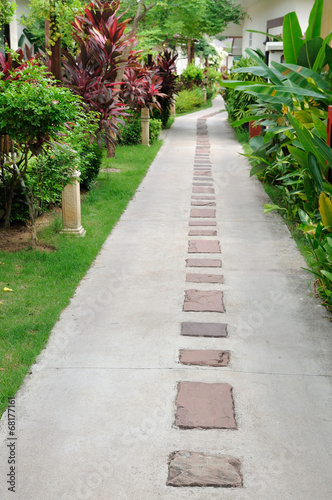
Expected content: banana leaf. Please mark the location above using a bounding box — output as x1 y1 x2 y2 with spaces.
319 192 332 231
245 48 283 85
287 113 332 176
287 145 308 168
272 61 331 93
234 83 327 102
246 30 282 42
313 32 332 73
305 0 323 39
283 12 304 64
298 37 324 69
232 114 277 127
311 114 327 141
308 152 323 193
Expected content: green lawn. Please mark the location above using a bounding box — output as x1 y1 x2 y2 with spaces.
0 141 162 416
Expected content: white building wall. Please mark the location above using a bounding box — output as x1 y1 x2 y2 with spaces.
9 0 29 50
241 0 315 56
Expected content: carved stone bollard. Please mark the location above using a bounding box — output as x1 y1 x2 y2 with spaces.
141 107 150 146
203 88 207 104
170 101 176 116
61 170 86 236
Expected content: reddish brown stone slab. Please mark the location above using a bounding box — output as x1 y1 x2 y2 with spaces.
181 322 227 337
186 258 221 268
188 229 217 235
189 220 217 226
183 289 225 312
192 187 214 194
186 273 224 284
193 171 212 176
167 451 242 487
193 182 213 187
190 209 216 219
174 382 236 429
179 350 230 367
191 195 215 200
188 240 220 253
191 201 216 207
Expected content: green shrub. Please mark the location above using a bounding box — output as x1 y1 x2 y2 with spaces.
118 116 141 145
181 64 204 89
223 56 265 124
118 115 162 145
175 87 205 113
149 118 162 144
79 142 103 190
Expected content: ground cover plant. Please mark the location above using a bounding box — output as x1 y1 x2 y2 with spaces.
0 140 162 417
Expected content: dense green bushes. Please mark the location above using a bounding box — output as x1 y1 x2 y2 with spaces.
175 87 205 113
117 115 162 145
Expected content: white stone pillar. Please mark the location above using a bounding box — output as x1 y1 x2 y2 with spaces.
170 101 176 116
203 88 207 104
141 107 150 146
61 170 86 236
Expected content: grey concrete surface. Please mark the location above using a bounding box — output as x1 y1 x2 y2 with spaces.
1 96 332 499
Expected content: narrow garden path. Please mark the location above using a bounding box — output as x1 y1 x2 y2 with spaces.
1 96 332 499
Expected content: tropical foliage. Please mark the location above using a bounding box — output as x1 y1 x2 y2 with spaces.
222 0 332 310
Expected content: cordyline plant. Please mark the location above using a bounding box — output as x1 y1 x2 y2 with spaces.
0 61 81 248
62 0 135 156
151 50 180 127
120 65 165 113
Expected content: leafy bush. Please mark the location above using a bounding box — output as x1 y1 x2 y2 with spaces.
175 87 205 113
149 118 162 144
181 64 204 89
79 142 103 190
222 56 265 124
118 116 141 145
118 115 161 145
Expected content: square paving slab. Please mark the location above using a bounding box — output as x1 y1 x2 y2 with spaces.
181 322 227 337
174 381 236 429
183 289 225 312
179 349 230 367
167 451 242 487
186 273 224 284
188 240 220 253
186 258 221 267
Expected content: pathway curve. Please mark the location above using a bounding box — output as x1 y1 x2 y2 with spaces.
1 96 332 499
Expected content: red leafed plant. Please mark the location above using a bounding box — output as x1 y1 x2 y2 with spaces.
151 50 180 127
62 0 134 155
120 65 166 114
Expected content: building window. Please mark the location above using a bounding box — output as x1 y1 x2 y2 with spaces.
249 32 253 48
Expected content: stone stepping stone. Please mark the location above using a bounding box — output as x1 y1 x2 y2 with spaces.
193 171 212 176
190 209 216 219
186 258 221 267
189 220 217 226
190 201 216 207
192 187 214 194
181 322 227 337
191 195 215 200
192 182 213 187
174 381 236 429
188 240 220 253
167 451 242 487
183 290 225 312
186 273 224 284
179 349 230 367
188 229 217 235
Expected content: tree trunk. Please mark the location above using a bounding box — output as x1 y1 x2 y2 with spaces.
3 175 16 230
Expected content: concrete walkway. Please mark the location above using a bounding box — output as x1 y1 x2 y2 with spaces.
1 96 332 499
